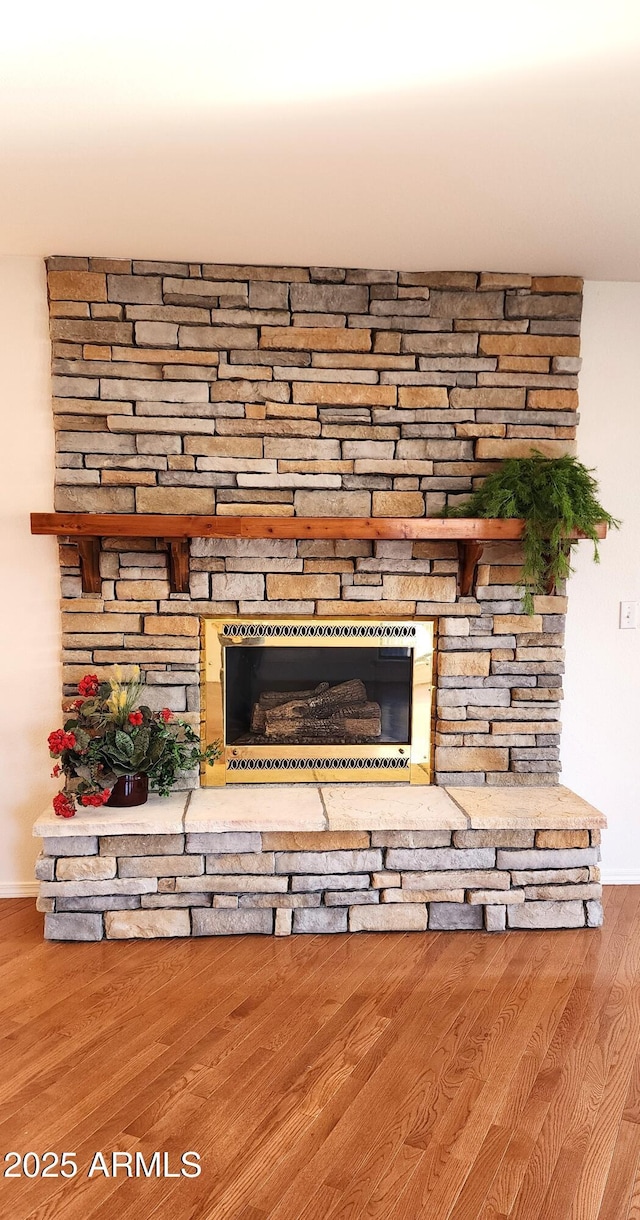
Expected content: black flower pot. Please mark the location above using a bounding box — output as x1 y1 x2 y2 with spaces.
107 774 149 807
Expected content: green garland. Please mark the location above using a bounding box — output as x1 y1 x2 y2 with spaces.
446 453 619 613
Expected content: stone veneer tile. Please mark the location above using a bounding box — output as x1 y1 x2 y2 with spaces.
40 878 157 897
496 847 598 870
56 895 142 912
118 855 204 878
185 832 262 853
467 888 525 904
42 835 97 857
400 869 509 890
535 830 589 849
56 856 117 881
100 833 185 856
446 785 606 829
141 894 212 907
192 908 273 935
275 909 293 936
275 849 382 874
325 890 379 906
35 855 55 881
237 893 320 908
45 913 103 941
323 785 467 831
387 847 496 871
261 831 369 851
383 888 465 903
522 883 601 901
508 901 585 929
105 909 190 938
429 904 483 930
175 874 288 893
205 852 275 874
349 904 427 932
485 905 507 932
452 830 534 848
290 873 371 892
372 872 401 888
510 867 589 885
371 831 451 848
293 908 348 933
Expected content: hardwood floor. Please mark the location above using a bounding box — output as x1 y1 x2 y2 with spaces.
1 887 639 1219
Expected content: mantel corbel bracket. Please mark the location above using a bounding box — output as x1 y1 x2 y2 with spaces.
457 540 485 598
77 537 101 595
166 538 190 594
76 535 190 594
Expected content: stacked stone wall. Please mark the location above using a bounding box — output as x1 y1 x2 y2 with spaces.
48 259 583 784
37 826 602 939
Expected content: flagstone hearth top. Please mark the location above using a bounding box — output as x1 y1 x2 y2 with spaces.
322 785 466 831
33 792 188 837
34 784 606 838
186 785 326 833
446 785 606 829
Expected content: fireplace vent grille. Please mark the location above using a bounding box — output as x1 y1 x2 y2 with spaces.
220 622 417 641
226 756 411 772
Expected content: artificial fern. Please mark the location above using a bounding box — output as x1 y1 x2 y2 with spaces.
447 453 618 613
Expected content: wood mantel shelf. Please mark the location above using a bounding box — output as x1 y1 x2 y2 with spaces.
30 513 607 597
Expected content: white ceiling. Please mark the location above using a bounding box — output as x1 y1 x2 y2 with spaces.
1 1 640 278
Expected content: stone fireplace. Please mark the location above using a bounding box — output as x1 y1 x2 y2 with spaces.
45 258 582 787
31 258 607 940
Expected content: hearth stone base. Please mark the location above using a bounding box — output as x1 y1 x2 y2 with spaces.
33 785 605 939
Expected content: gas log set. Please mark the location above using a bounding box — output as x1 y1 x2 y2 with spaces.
247 680 382 744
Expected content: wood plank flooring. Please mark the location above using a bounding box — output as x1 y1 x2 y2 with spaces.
1 888 639 1220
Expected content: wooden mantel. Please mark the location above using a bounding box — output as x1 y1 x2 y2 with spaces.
30 513 607 597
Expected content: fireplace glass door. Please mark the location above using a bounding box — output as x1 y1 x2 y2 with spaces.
202 618 434 785
225 645 413 745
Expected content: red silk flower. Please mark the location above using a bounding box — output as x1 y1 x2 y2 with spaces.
53 792 75 818
48 729 77 755
80 789 111 807
78 674 100 697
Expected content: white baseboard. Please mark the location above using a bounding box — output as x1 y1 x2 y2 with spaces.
600 872 640 885
0 883 38 897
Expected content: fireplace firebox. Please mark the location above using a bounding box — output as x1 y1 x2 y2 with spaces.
202 618 435 785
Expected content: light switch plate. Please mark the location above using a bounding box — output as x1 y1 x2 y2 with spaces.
620 601 638 629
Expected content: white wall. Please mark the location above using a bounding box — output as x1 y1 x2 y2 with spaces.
562 281 640 881
0 265 637 888
2 8 640 279
0 257 60 893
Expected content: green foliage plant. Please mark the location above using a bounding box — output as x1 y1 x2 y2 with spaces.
446 453 619 613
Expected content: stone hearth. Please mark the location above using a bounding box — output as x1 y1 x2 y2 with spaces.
34 785 605 939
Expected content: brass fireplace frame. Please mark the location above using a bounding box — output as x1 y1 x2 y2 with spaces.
201 616 435 786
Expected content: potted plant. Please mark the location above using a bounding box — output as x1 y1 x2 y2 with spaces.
446 452 619 613
48 666 220 817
